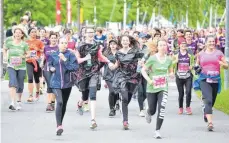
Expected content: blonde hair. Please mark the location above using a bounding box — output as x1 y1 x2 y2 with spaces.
146 41 157 56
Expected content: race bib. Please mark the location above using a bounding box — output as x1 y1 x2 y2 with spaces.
30 50 37 57
178 63 189 72
152 75 167 89
10 57 22 66
206 71 219 83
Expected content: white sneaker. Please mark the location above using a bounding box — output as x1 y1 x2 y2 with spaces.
16 102 22 110
139 110 145 117
154 130 162 139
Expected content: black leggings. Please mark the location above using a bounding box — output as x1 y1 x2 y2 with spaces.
106 81 119 110
26 61 42 83
138 78 147 111
52 87 72 126
43 70 53 93
147 91 168 130
200 80 218 114
120 83 137 122
175 75 193 108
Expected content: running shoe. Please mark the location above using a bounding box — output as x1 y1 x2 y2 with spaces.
115 103 120 111
16 101 22 110
123 121 129 130
83 103 89 112
139 110 145 117
27 95 34 102
34 92 40 101
39 88 43 95
9 105 16 111
178 108 183 114
90 119 97 129
145 109 152 124
207 122 214 131
77 103 84 115
154 130 162 139
109 109 116 117
56 125 63 136
186 107 192 115
46 104 52 112
204 114 208 122
51 102 55 111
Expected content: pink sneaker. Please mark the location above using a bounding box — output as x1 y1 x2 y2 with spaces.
123 121 129 130
186 107 192 115
178 108 183 114
56 125 63 136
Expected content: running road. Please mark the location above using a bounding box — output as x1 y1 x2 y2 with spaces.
1 80 229 143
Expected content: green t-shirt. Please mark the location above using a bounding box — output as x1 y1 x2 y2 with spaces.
144 55 172 93
5 40 29 70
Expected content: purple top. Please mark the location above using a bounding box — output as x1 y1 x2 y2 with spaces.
218 36 225 48
41 38 50 46
177 52 190 73
187 42 197 55
167 37 175 53
44 45 58 71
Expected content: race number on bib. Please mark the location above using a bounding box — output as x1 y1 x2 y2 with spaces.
206 71 219 83
10 57 22 66
30 50 37 57
152 75 167 89
178 63 189 72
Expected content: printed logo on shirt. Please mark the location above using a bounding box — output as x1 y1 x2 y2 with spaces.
10 56 22 66
152 75 167 89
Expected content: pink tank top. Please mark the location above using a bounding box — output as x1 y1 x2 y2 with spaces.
198 49 224 75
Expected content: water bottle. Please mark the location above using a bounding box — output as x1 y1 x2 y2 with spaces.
136 64 141 73
87 54 92 66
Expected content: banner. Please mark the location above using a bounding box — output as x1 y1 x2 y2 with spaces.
56 0 61 25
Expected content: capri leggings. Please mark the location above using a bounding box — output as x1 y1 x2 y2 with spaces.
8 67 26 93
26 61 42 83
147 91 168 130
79 74 99 101
199 80 218 114
43 70 53 93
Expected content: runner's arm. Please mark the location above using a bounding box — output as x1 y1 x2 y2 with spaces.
74 49 88 64
219 56 229 69
97 45 110 63
141 66 153 85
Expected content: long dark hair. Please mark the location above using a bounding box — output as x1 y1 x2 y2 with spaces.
118 35 140 50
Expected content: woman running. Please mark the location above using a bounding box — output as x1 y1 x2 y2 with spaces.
3 26 29 111
103 40 120 117
48 38 78 136
42 32 59 112
138 41 157 117
39 28 50 94
141 39 173 139
26 28 44 102
76 27 110 129
110 35 143 130
173 40 195 115
194 35 228 131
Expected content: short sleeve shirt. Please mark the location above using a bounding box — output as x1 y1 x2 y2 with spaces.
145 55 172 93
5 40 29 70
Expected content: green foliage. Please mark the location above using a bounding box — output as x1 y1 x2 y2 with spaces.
3 0 227 28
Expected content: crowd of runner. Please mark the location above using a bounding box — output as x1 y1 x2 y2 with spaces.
2 12 228 138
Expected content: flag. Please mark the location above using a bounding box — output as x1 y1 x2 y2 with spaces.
67 0 72 24
56 0 61 25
